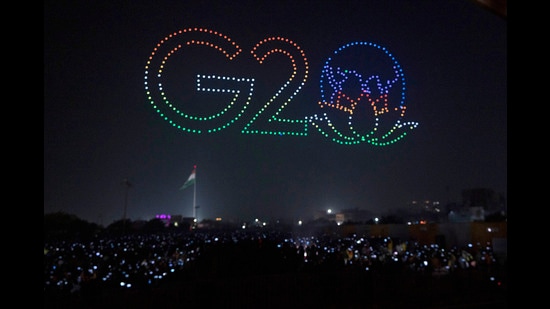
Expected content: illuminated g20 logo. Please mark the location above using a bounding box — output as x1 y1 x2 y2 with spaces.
144 27 418 146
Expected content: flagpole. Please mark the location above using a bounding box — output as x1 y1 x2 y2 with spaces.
192 166 197 221
180 165 197 228
122 178 132 234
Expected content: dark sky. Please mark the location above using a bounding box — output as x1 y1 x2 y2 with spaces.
44 0 507 226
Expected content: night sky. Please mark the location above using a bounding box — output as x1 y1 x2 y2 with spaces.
44 0 507 226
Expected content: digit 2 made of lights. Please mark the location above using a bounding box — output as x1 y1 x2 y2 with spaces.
144 27 418 146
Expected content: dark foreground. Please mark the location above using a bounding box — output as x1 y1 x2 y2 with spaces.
45 268 506 309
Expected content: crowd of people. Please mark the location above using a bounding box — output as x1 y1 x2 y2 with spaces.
44 226 507 308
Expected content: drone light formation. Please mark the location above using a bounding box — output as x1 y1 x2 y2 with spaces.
144 27 418 146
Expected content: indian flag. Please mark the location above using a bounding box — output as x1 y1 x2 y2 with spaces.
180 166 196 190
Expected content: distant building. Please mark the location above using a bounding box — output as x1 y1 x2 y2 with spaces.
155 214 172 226
313 208 375 224
462 188 505 210
459 188 506 221
408 200 442 213
170 214 183 225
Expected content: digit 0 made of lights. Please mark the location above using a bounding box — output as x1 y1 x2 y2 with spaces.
144 27 418 146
